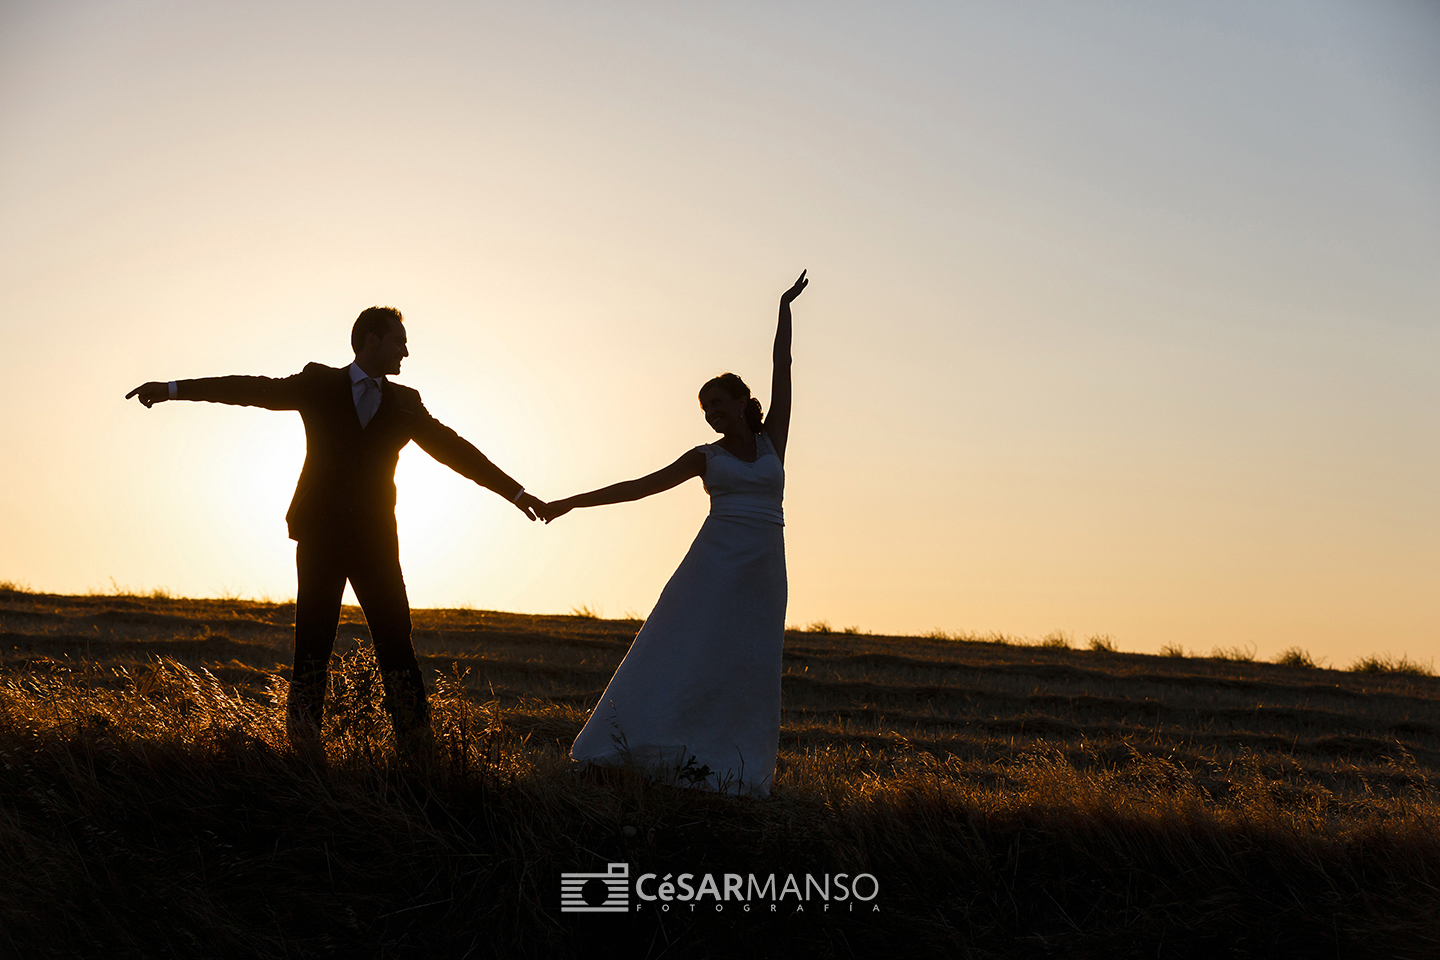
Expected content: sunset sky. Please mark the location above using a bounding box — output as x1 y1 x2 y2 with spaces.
2 2 1436 666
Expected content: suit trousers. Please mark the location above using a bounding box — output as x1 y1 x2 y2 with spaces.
293 527 419 679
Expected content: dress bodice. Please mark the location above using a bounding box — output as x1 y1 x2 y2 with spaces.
699 432 784 525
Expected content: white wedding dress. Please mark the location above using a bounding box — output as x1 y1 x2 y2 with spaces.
570 431 786 797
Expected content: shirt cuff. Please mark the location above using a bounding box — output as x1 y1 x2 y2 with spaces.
168 381 177 400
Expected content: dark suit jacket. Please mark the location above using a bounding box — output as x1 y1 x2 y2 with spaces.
178 363 522 543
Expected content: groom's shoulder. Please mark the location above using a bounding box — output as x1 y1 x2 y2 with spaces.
288 362 347 387
389 382 444 425
389 380 425 408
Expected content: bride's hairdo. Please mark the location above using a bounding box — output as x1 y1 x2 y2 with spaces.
701 373 764 433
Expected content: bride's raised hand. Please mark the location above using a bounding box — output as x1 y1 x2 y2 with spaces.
780 269 808 305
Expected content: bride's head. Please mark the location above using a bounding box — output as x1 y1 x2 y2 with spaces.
699 373 764 436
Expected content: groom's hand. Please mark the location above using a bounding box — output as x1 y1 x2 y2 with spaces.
514 491 546 521
126 382 170 408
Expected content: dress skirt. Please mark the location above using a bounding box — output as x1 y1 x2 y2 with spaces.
570 514 786 797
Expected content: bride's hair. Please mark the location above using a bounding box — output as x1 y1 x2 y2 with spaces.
700 373 764 434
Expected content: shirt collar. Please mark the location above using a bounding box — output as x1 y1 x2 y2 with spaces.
348 362 387 386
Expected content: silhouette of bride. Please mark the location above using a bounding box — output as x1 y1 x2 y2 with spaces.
540 271 808 797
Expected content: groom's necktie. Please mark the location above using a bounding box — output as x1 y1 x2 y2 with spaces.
358 377 381 428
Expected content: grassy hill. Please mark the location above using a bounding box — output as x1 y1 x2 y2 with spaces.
2 586 1437 958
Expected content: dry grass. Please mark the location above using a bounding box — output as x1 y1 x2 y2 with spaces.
1274 646 1322 669
2 589 1439 957
1350 653 1435 677
1085 634 1118 653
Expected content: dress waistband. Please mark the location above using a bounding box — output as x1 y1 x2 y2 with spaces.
708 498 784 525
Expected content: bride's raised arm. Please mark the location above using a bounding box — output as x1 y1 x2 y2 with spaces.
765 270 807 462
537 448 706 523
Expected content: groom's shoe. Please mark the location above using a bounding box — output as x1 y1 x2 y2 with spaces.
286 666 328 758
381 667 434 762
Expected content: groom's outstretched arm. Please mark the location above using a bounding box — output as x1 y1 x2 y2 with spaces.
127 366 315 411
402 389 543 520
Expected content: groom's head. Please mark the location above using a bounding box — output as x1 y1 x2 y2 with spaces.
352 306 408 377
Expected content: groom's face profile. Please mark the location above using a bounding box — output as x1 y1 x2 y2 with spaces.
361 319 409 377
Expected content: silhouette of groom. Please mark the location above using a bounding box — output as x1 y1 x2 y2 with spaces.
127 306 545 755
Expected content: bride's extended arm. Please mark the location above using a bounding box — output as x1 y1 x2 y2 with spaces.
765 270 807 462
539 448 706 523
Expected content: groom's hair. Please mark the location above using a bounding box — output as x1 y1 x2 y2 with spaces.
352 306 405 353
700 373 765 433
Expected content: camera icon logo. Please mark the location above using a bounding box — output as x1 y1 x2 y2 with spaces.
560 862 630 913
